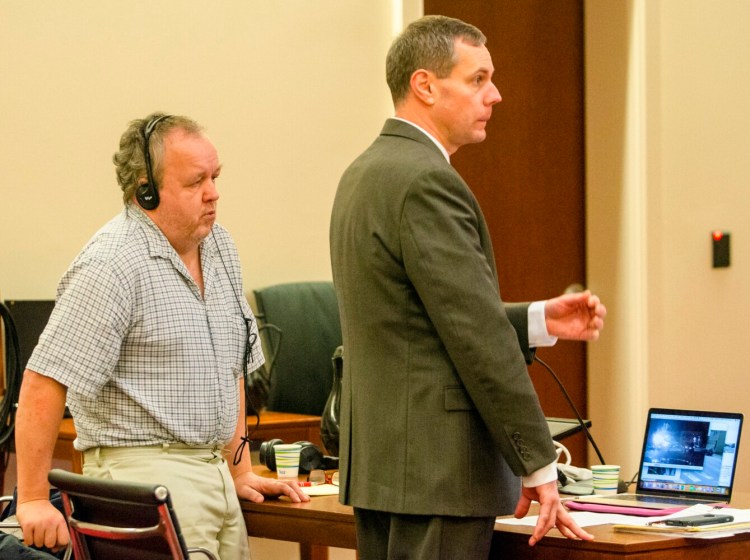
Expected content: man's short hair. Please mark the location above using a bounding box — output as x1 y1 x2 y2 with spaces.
113 113 203 205
386 15 486 105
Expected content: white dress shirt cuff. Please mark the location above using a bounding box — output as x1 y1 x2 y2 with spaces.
522 462 559 488
528 300 557 348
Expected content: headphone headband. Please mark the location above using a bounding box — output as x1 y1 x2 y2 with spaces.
136 114 172 210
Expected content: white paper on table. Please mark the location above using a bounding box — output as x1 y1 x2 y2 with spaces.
300 483 340 496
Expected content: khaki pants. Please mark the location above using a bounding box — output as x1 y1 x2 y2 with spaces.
83 443 249 560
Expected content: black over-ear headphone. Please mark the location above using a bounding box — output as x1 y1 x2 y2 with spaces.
258 439 339 473
135 114 172 210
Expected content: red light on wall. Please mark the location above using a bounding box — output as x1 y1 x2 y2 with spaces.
711 230 730 268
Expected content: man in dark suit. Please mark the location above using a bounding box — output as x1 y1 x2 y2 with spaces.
330 15 606 559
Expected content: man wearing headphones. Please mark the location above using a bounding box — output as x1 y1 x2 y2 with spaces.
14 113 308 558
330 16 605 559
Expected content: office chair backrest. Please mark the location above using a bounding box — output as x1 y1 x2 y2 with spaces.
2 300 55 370
48 469 216 560
253 281 342 415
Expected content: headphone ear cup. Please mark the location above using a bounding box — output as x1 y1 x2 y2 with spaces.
259 438 285 471
294 441 324 473
135 182 159 210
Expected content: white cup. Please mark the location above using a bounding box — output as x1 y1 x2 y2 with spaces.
274 444 302 480
590 464 621 495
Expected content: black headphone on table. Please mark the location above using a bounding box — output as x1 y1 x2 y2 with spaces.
258 439 339 474
135 114 172 210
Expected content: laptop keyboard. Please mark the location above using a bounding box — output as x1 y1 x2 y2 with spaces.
615 494 707 505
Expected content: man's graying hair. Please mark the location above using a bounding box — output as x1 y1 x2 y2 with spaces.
386 15 486 105
113 113 203 205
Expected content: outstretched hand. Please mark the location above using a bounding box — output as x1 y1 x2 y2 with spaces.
545 290 606 341
514 480 594 546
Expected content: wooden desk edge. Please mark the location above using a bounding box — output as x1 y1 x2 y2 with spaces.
495 493 750 554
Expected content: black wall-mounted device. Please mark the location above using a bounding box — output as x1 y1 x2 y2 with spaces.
712 230 730 268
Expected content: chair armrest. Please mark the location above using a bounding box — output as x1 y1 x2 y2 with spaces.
0 495 19 530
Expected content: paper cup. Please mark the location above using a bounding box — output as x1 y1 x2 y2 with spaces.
275 444 302 480
590 464 621 495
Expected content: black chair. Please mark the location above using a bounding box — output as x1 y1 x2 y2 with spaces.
253 281 342 416
48 469 217 560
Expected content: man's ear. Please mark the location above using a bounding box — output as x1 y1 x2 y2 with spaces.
410 69 436 106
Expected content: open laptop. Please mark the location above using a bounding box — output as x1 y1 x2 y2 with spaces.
573 408 743 510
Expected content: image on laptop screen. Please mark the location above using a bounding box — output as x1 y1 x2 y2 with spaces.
637 409 743 499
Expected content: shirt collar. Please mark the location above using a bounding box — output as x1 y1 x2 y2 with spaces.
391 117 451 163
125 203 214 260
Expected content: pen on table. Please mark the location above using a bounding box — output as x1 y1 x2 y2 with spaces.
297 481 321 487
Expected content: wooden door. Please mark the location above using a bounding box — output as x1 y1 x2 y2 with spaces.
424 1 590 466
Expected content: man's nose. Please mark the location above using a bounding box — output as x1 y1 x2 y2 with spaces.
488 82 502 105
205 179 220 201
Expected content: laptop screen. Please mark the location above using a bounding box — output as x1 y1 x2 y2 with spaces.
637 408 743 499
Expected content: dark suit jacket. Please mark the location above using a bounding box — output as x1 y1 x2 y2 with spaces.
329 119 557 517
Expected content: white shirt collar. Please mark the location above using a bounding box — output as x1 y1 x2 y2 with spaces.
392 117 451 163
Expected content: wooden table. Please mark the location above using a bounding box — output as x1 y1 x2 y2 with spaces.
55 410 324 474
244 464 354 560
242 474 750 560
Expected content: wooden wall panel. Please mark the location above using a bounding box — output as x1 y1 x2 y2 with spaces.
424 1 590 465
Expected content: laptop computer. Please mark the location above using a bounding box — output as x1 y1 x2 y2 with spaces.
573 408 743 510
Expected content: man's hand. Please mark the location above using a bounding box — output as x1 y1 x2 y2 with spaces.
545 290 606 341
514 480 594 546
16 499 69 551
233 471 310 504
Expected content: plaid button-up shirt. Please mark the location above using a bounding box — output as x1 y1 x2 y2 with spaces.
28 204 264 450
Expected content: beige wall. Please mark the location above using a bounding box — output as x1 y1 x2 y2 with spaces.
0 2 421 559
587 0 750 493
0 0 400 299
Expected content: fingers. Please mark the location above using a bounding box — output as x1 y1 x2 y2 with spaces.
242 486 265 503
513 493 532 519
556 522 578 540
43 527 57 551
528 499 555 546
555 507 595 541
520 482 595 545
528 504 594 545
55 523 71 551
234 472 309 503
18 501 69 550
26 521 67 550
587 294 607 320
277 479 310 503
